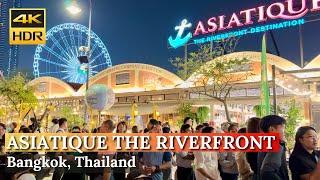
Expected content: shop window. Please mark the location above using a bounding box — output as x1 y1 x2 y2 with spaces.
189 92 208 99
270 86 284 95
118 97 127 103
126 96 136 102
165 93 179 100
139 95 151 102
152 95 164 101
230 89 246 97
247 88 260 96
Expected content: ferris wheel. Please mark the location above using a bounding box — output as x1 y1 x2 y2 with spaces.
33 23 112 84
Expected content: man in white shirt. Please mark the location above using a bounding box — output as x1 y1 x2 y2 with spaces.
176 124 195 180
194 126 221 180
218 124 239 180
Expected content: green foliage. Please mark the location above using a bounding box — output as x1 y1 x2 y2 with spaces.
196 106 209 125
60 106 84 130
170 57 197 81
284 99 303 151
253 105 262 117
170 38 239 81
197 57 251 89
177 102 193 117
195 56 251 123
176 104 210 126
253 100 301 151
170 38 252 123
253 105 283 118
176 102 196 127
0 108 4 117
0 74 38 113
15 69 35 81
170 45 213 80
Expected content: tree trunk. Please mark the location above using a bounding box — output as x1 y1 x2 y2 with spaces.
222 100 231 122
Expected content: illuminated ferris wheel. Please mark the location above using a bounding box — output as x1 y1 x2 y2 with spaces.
33 23 112 84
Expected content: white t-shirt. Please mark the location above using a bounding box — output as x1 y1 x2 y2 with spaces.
194 151 221 180
49 124 59 133
18 173 36 180
56 128 65 133
176 152 193 168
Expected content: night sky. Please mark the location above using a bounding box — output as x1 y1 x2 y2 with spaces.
18 0 320 74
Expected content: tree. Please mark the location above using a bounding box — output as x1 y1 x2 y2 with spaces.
60 106 84 130
170 38 239 81
284 99 303 152
0 74 38 119
253 100 301 151
15 69 35 80
196 106 209 125
170 45 213 81
176 102 196 127
171 38 252 122
253 105 283 117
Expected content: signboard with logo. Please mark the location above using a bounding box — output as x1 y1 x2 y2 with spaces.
168 0 320 48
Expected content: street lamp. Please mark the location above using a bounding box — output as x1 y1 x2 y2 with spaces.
66 1 81 15
67 0 93 123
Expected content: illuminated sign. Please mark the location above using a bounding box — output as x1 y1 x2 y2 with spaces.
168 19 192 48
168 0 320 48
9 8 46 45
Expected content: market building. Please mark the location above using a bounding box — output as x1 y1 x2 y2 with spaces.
27 51 320 129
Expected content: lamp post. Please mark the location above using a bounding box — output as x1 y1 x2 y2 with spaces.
67 0 92 123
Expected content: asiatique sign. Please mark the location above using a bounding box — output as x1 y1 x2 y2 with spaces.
168 0 319 48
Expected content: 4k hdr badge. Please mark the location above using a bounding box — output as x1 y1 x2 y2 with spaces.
9 8 46 45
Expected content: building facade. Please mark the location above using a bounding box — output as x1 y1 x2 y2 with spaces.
26 52 320 129
0 0 20 77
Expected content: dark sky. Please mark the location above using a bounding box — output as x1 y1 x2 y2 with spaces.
18 0 320 74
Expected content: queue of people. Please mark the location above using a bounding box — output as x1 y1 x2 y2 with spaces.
0 115 319 180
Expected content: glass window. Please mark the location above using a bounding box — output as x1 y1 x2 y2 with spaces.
126 96 136 102
139 95 151 102
118 97 127 103
152 95 164 101
247 88 260 96
165 93 179 100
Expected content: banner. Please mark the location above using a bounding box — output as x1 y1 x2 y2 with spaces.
260 33 271 116
5 133 280 153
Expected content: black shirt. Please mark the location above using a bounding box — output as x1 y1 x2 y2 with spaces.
246 152 258 174
289 147 320 180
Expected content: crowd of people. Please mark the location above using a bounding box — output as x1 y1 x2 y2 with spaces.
0 115 319 180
